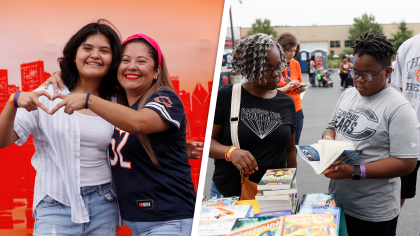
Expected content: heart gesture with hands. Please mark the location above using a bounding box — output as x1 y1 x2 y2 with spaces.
50 93 88 115
17 91 52 114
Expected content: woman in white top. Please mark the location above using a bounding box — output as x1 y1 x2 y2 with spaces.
0 20 123 235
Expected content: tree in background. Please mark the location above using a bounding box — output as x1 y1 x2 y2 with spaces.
248 18 277 38
348 13 383 43
392 21 414 51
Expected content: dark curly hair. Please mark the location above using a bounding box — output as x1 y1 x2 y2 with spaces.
352 31 396 67
230 33 286 84
58 19 122 99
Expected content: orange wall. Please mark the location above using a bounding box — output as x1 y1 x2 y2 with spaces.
0 0 224 234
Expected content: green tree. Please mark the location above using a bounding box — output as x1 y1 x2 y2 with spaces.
248 18 278 38
392 21 414 51
348 13 383 43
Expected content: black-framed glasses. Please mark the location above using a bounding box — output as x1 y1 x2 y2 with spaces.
348 65 390 81
265 64 287 75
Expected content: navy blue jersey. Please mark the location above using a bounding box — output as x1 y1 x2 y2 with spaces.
109 89 196 222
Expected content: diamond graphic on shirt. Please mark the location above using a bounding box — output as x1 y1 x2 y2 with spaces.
241 108 282 139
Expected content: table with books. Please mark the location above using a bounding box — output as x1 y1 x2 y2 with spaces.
198 168 348 236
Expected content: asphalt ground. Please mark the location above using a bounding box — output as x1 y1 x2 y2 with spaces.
202 71 420 236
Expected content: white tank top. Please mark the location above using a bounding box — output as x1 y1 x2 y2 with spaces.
75 111 113 187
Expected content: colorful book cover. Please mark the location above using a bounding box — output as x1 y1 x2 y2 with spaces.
254 210 292 217
235 200 260 214
203 197 240 208
300 193 336 210
198 218 236 236
228 217 285 236
298 206 340 233
263 178 297 196
257 168 296 190
282 214 337 236
200 205 254 221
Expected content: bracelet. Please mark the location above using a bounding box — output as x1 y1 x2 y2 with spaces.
13 91 22 108
85 92 91 109
360 163 366 179
323 135 334 140
225 146 237 162
9 93 15 107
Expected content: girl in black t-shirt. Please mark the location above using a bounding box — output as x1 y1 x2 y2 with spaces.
209 33 297 198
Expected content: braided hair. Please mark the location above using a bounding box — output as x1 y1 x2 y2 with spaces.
230 33 286 84
352 31 396 67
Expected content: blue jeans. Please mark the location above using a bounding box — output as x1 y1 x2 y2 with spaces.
210 181 224 199
295 110 304 145
33 183 119 236
125 218 193 236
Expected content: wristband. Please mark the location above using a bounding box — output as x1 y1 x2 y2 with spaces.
360 163 366 179
9 93 15 107
225 146 237 162
13 91 22 108
85 92 91 109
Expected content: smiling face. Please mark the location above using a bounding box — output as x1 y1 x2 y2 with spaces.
254 47 281 91
75 33 112 81
352 54 392 97
285 45 297 63
117 42 160 94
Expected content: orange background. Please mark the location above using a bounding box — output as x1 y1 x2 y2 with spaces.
0 0 224 234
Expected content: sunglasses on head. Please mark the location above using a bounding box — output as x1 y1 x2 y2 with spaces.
348 65 390 81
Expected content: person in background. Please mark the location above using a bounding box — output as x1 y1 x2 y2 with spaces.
390 34 420 212
310 55 317 86
323 32 418 236
315 55 323 68
306 57 312 84
276 32 306 145
339 57 350 90
209 33 296 198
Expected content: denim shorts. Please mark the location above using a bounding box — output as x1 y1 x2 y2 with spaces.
33 182 119 236
125 218 193 236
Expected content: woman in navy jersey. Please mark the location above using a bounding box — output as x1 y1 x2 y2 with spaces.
48 34 196 235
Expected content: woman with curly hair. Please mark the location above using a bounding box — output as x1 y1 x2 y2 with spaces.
209 33 297 198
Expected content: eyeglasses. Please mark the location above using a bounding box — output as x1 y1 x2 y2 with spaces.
348 65 390 81
265 64 287 75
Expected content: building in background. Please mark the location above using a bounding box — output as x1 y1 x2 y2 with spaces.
241 23 420 71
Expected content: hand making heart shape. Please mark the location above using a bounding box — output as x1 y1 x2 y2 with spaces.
16 91 52 114
16 91 89 116
49 93 88 115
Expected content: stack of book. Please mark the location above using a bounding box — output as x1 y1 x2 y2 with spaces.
255 168 298 213
282 213 337 236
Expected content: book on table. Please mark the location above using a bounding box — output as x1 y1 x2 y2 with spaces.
299 193 336 210
228 216 285 236
298 205 341 234
202 197 240 208
262 178 297 196
257 168 296 191
198 218 236 236
254 210 292 217
199 205 254 221
282 214 337 236
296 140 362 174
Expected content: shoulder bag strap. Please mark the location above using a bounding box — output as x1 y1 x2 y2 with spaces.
230 83 241 148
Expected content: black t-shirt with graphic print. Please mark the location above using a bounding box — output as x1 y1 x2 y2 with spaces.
109 89 196 222
213 84 296 197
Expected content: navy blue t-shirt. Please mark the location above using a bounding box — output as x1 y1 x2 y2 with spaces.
109 89 196 222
